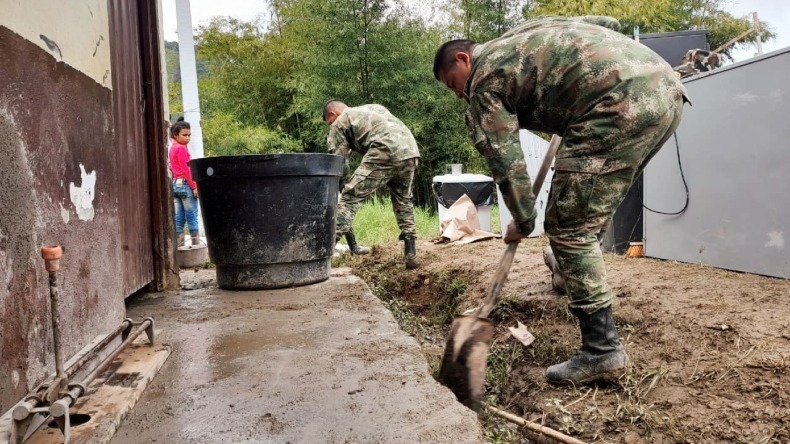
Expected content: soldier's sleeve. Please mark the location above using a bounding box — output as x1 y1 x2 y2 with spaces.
327 116 353 175
327 114 352 158
573 16 621 32
466 91 537 227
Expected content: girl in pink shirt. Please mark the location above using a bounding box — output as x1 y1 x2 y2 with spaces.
169 119 200 247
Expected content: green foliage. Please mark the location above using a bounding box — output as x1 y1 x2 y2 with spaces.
525 0 683 33
192 0 487 206
347 197 440 245
453 0 526 41
166 0 773 207
669 0 776 60
201 112 301 156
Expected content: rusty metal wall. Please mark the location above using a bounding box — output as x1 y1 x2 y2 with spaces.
108 0 156 295
0 25 126 413
138 0 181 291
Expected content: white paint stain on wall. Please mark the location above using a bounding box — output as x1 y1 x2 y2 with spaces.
765 231 785 250
69 164 97 221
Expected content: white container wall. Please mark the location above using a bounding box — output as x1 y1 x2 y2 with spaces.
497 130 555 237
433 173 494 233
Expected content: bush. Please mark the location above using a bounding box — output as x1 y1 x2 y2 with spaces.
202 112 301 156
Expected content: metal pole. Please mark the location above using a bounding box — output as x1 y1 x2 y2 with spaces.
753 12 763 56
65 319 132 379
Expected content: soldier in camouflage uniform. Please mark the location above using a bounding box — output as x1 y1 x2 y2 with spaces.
673 49 723 79
324 100 421 269
433 16 687 385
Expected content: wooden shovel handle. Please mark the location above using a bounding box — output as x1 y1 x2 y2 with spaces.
478 242 518 317
477 135 561 318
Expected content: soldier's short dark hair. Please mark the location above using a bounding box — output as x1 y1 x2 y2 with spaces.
433 39 477 80
323 99 346 121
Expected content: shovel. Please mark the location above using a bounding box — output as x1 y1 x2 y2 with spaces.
438 135 561 411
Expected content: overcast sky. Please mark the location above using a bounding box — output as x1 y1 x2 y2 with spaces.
162 0 789 63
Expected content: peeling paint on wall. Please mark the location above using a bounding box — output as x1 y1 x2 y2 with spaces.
69 164 97 221
2 0 112 88
60 203 70 224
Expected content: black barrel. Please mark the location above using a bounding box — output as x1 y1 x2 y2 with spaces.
190 154 344 290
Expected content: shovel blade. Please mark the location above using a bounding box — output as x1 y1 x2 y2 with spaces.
438 315 494 412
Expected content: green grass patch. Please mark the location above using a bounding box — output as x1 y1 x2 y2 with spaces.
344 197 502 246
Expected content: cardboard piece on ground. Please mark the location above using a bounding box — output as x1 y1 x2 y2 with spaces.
439 194 499 244
508 321 535 346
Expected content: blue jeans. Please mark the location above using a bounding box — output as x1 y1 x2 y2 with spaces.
173 181 199 234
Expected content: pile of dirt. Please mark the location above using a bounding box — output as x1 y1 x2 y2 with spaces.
341 237 790 443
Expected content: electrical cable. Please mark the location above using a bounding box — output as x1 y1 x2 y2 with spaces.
643 132 689 215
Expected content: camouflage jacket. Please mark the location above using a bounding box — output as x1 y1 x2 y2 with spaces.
326 104 420 164
463 15 687 226
673 49 722 79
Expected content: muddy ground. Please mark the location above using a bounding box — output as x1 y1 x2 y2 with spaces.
337 237 790 443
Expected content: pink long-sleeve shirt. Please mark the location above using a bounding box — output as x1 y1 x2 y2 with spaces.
168 142 197 190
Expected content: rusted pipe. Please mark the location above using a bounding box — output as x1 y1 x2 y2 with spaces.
41 246 65 379
41 246 70 405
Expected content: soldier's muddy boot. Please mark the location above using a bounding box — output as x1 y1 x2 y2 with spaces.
543 246 566 294
177 232 186 248
190 230 201 248
345 232 370 255
546 306 628 385
404 238 419 269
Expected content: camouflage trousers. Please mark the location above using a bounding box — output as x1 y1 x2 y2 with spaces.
546 98 684 314
336 158 419 240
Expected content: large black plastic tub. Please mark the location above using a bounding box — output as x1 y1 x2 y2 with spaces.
190 154 344 290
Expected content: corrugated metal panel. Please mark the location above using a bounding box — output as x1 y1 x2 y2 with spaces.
109 0 155 294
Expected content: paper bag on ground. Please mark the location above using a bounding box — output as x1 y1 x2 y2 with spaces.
440 194 498 243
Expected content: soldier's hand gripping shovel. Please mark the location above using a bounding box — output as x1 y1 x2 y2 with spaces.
438 135 561 412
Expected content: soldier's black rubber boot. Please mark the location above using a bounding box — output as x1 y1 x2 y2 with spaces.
404 238 419 269
345 232 371 255
546 306 628 385
543 246 566 294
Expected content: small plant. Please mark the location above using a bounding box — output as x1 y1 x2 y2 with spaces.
487 341 525 399
525 331 577 367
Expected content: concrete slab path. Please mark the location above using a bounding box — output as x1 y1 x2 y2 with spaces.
111 268 483 443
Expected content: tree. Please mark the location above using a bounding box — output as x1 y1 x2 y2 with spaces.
670 0 775 59
189 1 486 207
523 0 774 61
524 0 684 33
453 0 526 41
